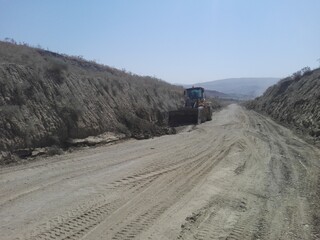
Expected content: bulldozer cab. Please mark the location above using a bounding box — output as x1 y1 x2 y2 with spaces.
184 87 205 108
184 87 204 100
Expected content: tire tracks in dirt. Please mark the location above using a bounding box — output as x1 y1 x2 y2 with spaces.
1 104 320 240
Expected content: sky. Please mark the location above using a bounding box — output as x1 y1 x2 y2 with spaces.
0 0 320 84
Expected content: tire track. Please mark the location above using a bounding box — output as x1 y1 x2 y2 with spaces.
22 139 221 240
178 198 253 240
24 200 122 240
21 167 168 240
111 205 167 240
97 136 229 239
2 105 320 240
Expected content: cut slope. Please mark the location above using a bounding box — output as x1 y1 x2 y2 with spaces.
246 68 320 142
0 41 183 152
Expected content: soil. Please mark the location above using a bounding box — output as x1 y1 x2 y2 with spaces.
0 104 319 240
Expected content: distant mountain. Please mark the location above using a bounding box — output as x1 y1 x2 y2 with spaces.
185 78 280 99
203 89 231 99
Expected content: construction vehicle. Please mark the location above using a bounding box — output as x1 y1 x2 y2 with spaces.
169 87 212 126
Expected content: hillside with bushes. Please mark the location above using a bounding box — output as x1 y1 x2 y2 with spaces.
0 41 185 154
246 67 320 143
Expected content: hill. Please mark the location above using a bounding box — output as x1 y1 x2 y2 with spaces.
185 77 280 99
0 41 184 154
246 67 320 143
204 89 231 99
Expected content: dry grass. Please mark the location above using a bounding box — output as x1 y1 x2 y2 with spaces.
0 41 183 152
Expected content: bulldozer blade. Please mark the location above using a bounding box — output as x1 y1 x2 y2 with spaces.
169 108 202 126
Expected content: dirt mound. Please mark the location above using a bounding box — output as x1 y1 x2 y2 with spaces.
0 41 184 152
245 67 320 143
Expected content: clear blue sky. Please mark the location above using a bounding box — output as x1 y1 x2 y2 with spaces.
1 0 319 84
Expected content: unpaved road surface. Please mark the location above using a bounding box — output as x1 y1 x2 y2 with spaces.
1 104 320 240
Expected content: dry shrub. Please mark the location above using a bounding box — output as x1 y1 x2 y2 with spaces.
47 146 63 156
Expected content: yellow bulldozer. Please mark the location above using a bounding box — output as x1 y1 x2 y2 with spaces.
169 87 212 126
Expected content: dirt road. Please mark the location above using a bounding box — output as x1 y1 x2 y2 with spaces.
1 104 319 240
